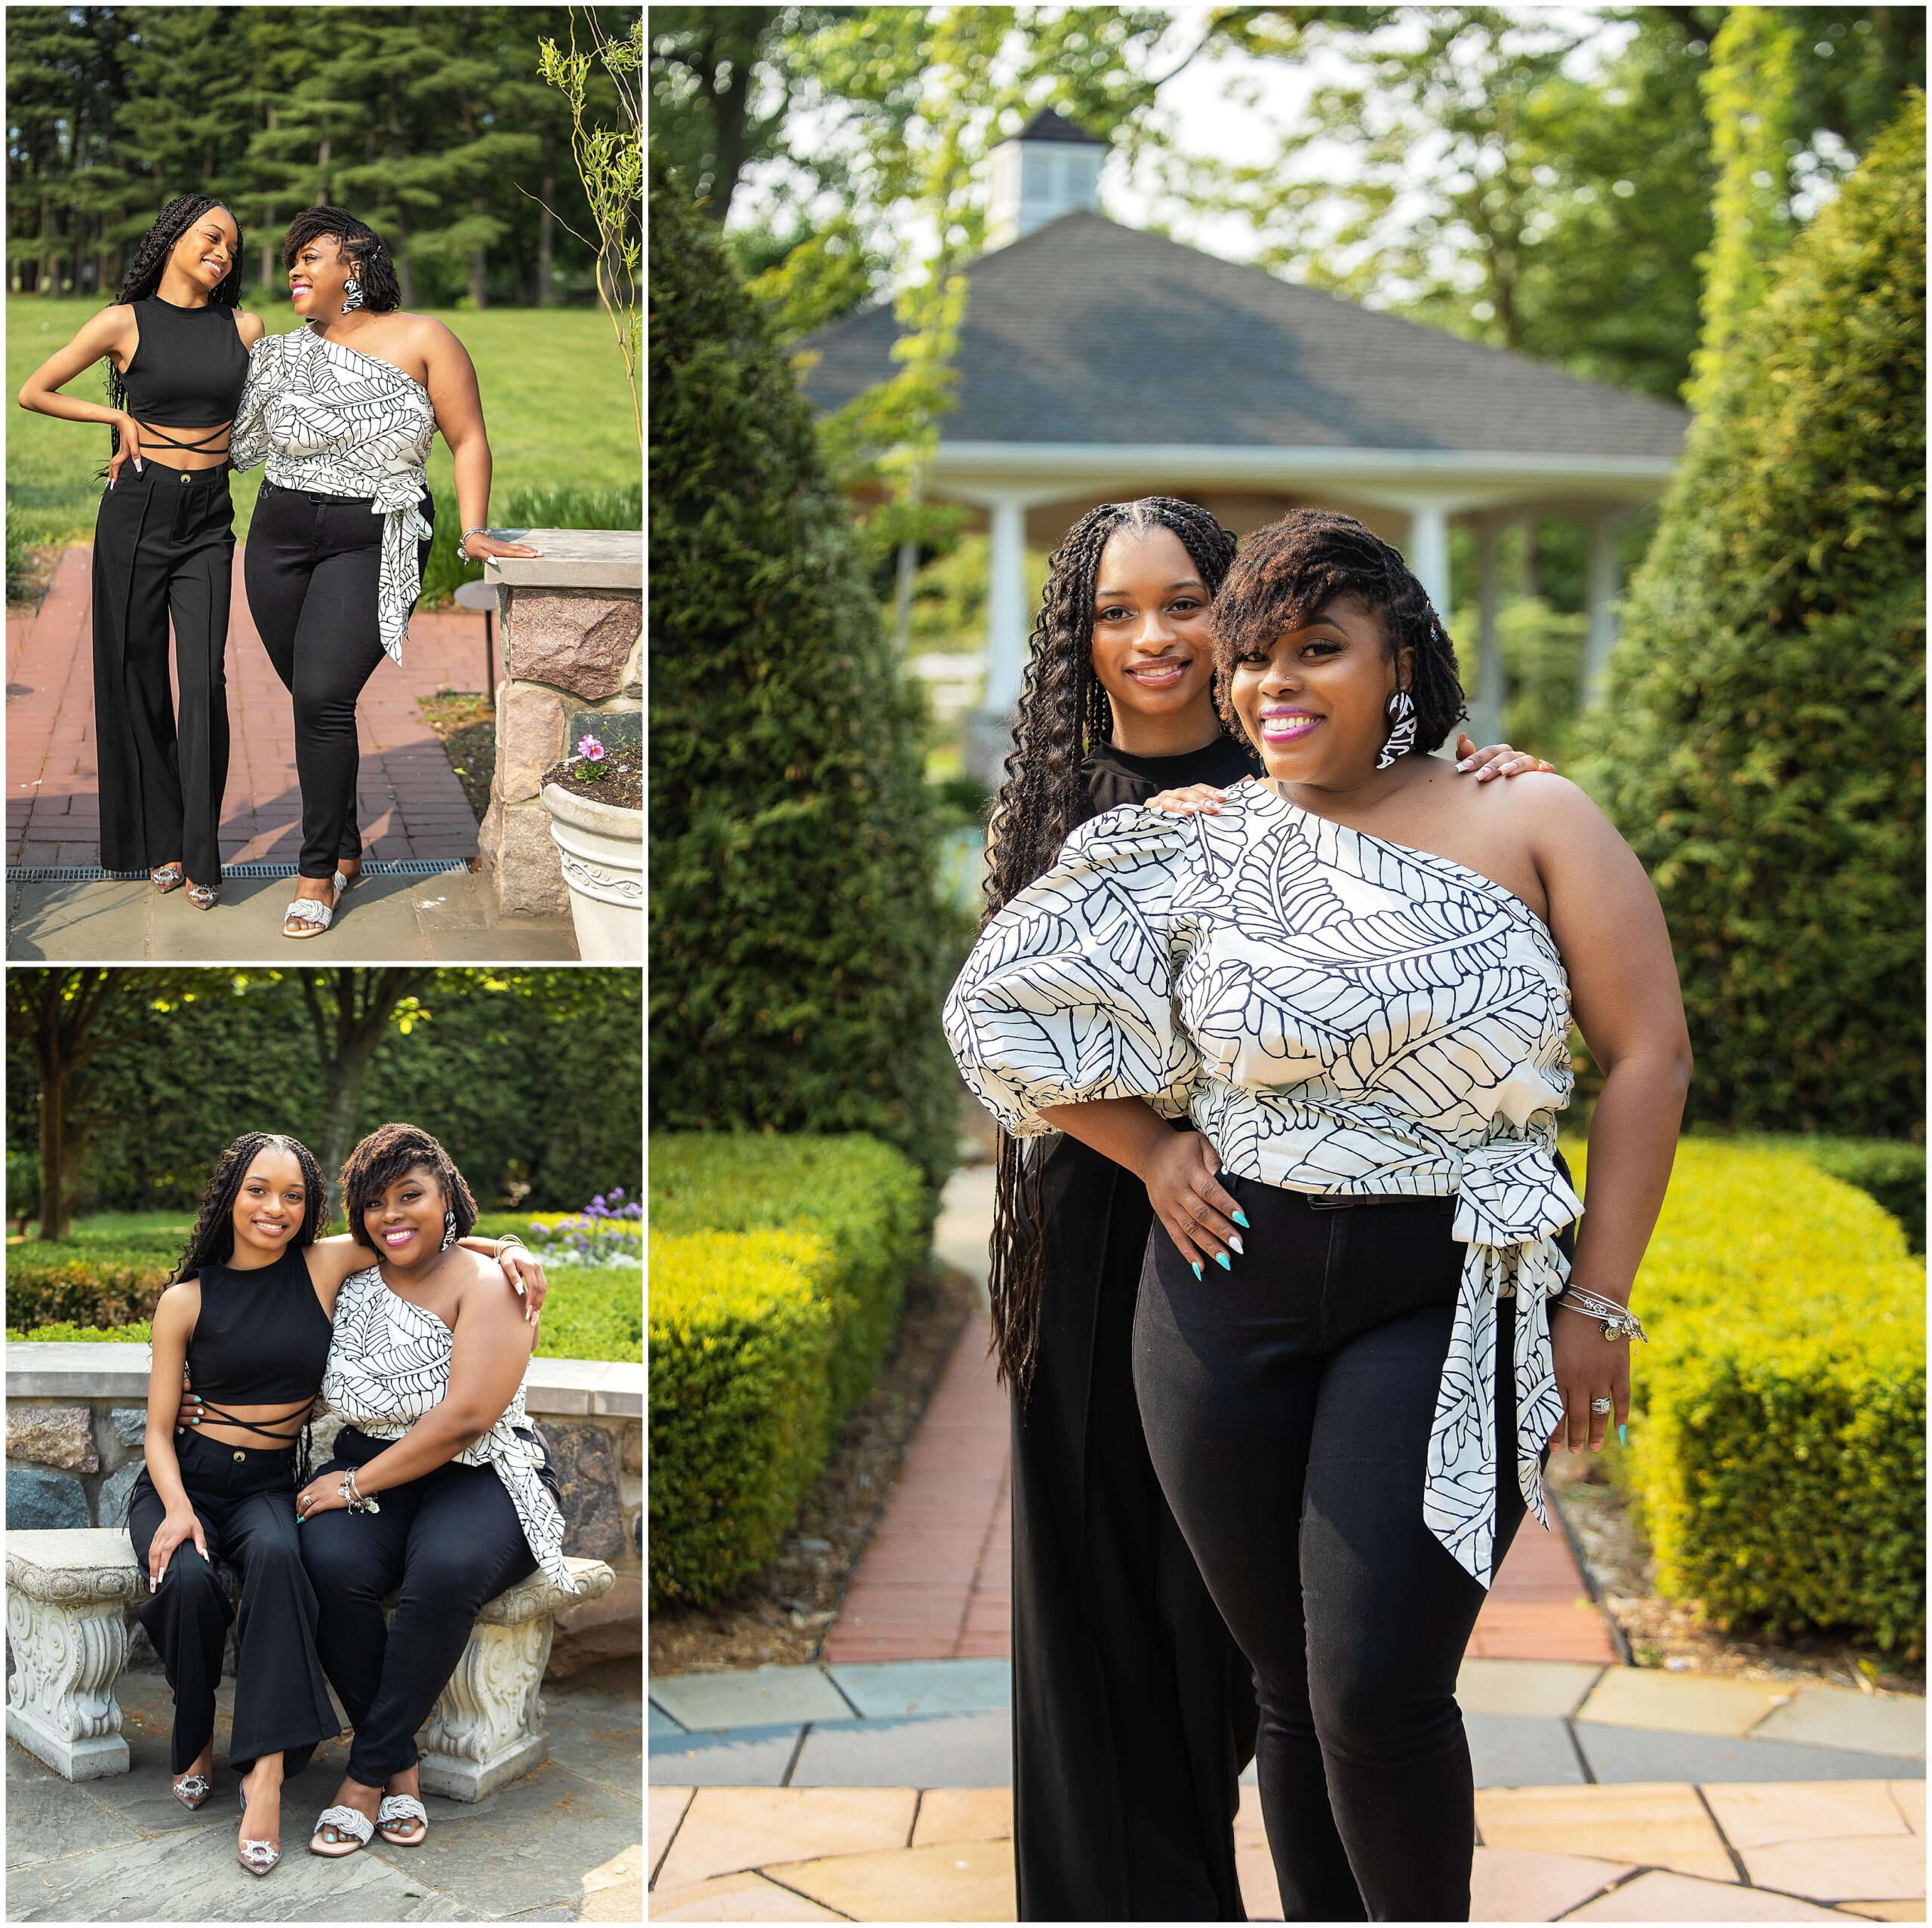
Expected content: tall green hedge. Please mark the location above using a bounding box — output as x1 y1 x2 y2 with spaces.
648 151 958 1187
1579 95 1925 1135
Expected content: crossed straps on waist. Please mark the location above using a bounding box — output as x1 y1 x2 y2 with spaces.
133 418 232 459
192 1395 315 1447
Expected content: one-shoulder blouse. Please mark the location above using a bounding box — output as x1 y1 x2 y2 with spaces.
228 326 437 665
942 778 1584 1588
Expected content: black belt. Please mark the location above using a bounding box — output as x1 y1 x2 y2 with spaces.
262 475 377 509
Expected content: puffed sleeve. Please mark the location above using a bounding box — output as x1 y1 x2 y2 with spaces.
225 334 278 473
943 806 1201 1138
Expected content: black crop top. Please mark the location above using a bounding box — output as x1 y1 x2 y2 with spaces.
185 1244 332 1444
120 295 251 448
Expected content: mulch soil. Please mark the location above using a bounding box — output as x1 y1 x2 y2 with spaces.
543 748 641 812
650 1260 984 1677
416 689 497 823
1546 1450 1923 1695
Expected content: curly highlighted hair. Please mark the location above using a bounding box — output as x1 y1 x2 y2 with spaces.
172 1133 325 1285
1210 509 1467 756
339 1123 478 1245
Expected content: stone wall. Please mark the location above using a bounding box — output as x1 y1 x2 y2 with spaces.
477 530 643 919
5 1348 641 1679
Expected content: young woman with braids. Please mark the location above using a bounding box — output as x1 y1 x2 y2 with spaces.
227 208 541 937
18 196 266 909
291 1124 576 1862
977 497 1552 1920
140 1130 549 1876
949 508 1690 1920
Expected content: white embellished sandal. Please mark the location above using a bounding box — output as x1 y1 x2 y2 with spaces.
149 863 184 894
171 1770 211 1810
376 1792 428 1845
282 871 346 939
309 1801 373 1858
238 1785 281 1877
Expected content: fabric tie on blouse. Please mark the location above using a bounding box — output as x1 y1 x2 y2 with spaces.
1430 1136 1584 1588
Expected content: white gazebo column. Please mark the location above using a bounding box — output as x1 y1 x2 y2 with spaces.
1582 514 1626 701
1404 501 1452 622
1465 519 1507 752
963 493 1035 783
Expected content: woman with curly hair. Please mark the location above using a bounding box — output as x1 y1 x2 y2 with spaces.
950 506 1690 1919
226 207 542 937
17 196 265 909
294 1124 576 1861
134 1131 546 1877
978 497 1551 1920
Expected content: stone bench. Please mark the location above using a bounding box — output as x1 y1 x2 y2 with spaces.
5 1530 614 1799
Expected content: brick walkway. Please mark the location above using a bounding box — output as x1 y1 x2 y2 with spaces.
6 545 497 869
826 1314 1617 1667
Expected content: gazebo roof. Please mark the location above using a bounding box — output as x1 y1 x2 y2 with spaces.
799 211 1690 461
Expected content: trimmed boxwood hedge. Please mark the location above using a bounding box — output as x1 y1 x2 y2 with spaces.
648 150 958 1188
1577 97 1924 1136
1568 1136 1924 1653
648 1229 837 1609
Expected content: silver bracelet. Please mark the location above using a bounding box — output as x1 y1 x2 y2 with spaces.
456 524 488 561
1556 1287 1648 1345
340 1468 382 1514
495 1234 528 1259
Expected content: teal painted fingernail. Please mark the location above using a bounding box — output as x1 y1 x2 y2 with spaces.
1215 1252 1231 1271
1232 1208 1250 1228
1618 1425 1626 1447
1189 1261 1203 1281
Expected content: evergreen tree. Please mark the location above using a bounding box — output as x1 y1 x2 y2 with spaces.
1580 94 1925 1136
648 150 957 1188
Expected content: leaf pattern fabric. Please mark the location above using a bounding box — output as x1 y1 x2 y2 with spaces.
943 779 1583 1588
229 327 438 664
321 1268 579 1594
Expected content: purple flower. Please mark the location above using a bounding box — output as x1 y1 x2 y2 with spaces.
577 735 605 762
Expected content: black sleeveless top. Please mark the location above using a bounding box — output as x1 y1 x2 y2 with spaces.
121 295 251 452
1078 730 1261 825
186 1244 333 1444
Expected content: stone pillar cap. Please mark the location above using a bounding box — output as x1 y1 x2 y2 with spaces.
7 1530 145 1601
484 529 641 592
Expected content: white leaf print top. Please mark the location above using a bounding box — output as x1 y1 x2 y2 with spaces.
943 779 1583 1589
229 326 437 665
321 1267 580 1594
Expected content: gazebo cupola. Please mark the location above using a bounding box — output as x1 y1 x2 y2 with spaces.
986 107 1104 250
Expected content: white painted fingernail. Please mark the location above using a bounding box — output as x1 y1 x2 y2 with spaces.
1457 759 1472 771
1228 1232 1244 1254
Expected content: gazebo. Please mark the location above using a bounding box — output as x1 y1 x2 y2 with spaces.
800 109 1691 769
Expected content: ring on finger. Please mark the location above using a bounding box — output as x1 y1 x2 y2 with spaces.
1589 1396 1614 1413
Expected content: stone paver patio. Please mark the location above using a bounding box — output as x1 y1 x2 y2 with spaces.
11 1665 641 1920
648 1779 1927 1921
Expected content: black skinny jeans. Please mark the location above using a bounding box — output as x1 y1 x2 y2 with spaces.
244 479 433 878
297 1425 543 1787
1132 1177 1549 1923
91 460 233 883
126 1430 340 1779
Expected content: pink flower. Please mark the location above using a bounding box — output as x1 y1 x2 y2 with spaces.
577 735 605 762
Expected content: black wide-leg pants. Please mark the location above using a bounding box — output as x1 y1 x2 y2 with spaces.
298 1426 544 1787
244 479 432 878
1132 1179 1564 1923
126 1431 340 1779
90 460 233 884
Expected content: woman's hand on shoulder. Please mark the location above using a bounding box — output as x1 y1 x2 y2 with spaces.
1451 732 1556 782
1144 783 1232 818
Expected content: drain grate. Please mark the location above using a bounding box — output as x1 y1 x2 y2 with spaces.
10 859 472 884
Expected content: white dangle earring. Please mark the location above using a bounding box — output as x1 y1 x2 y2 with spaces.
1376 687 1418 770
340 274 364 315
440 1209 457 1252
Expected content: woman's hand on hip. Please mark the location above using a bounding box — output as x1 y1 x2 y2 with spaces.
1145 1130 1244 1277
1548 1302 1631 1453
171 1367 203 1437
463 531 543 561
106 414 143 487
294 1474 349 1524
148 1507 208 1589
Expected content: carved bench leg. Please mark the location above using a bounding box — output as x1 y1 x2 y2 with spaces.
415 1614 556 1802
5 1590 131 1781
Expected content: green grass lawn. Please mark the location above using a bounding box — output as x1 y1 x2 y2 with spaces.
8 297 640 549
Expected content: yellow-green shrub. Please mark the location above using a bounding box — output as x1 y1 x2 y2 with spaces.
1565 1137 1924 1652
648 1229 836 1609
649 1132 928 1418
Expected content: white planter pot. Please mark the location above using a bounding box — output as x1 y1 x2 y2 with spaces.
541 782 642 961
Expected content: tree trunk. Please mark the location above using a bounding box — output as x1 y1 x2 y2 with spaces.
36 1022 66 1241
300 969 429 1217
538 131 555 306
317 137 331 205
469 194 488 309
